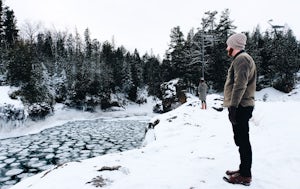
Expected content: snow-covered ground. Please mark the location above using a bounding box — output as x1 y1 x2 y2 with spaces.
3 83 299 189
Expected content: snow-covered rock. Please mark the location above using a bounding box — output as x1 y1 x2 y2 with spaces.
159 78 187 112
27 102 53 121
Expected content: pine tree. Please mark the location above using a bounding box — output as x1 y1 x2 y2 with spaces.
100 41 115 92
1 1 19 79
246 27 264 89
122 52 134 98
88 38 101 96
258 31 274 87
0 0 4 46
126 49 143 102
65 33 76 84
182 29 198 88
84 28 92 59
114 46 126 91
207 9 236 91
3 6 18 48
143 54 162 97
271 29 299 92
7 40 33 86
132 49 143 87
165 26 186 80
52 31 68 81
0 0 4 76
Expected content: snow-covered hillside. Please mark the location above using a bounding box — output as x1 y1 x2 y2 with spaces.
8 85 300 189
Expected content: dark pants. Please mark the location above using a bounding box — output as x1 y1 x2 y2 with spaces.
231 106 254 177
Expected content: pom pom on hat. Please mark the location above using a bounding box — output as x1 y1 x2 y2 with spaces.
226 33 247 50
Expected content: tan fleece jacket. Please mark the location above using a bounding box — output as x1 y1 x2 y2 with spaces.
223 52 256 107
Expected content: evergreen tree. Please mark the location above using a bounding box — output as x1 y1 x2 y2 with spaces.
84 28 92 59
246 27 264 89
7 40 33 86
0 0 4 76
143 54 162 97
258 31 274 87
125 49 143 101
2 6 18 48
160 58 173 82
55 31 67 59
82 28 96 95
53 31 68 78
0 0 4 46
201 11 218 33
22 59 54 105
114 46 126 91
165 26 186 79
121 52 134 98
65 33 76 84
0 2 19 79
88 38 101 96
132 49 143 88
100 41 115 92
40 31 55 75
207 9 236 91
70 71 88 108
182 29 199 89
271 29 299 92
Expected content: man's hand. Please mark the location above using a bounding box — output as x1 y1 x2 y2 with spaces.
228 106 237 125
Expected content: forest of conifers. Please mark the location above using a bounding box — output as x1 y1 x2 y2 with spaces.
1 1 299 112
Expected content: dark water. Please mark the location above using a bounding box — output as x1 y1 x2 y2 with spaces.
0 119 147 189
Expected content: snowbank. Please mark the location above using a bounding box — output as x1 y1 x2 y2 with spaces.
0 86 26 133
0 86 23 108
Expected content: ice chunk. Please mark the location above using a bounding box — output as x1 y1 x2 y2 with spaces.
5 168 23 176
45 154 55 159
0 176 10 182
4 158 15 164
0 163 6 168
30 161 46 168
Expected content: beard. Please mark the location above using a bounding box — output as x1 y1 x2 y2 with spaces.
227 48 234 57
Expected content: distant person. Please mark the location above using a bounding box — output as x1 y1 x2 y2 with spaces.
223 33 257 186
198 77 208 109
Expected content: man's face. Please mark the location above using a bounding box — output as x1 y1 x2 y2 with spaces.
226 46 234 57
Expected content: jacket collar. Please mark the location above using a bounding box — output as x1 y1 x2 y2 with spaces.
233 50 245 60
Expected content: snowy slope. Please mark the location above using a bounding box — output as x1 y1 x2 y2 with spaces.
9 89 300 189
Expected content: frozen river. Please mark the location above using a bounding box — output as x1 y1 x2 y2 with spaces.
0 118 147 189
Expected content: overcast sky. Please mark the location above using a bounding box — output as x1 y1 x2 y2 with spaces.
4 0 300 57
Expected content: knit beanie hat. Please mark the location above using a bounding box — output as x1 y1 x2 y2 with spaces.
226 33 247 50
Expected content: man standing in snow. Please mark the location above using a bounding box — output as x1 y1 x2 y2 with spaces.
223 33 256 186
198 77 208 109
